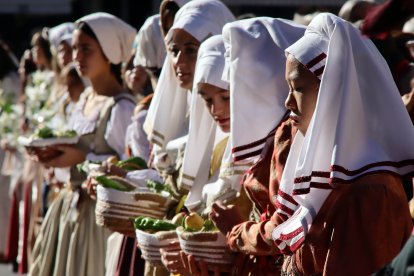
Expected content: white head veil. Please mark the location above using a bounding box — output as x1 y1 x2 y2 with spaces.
223 17 306 176
76 12 137 65
143 0 235 171
133 15 166 70
273 13 414 253
48 22 74 52
179 35 228 209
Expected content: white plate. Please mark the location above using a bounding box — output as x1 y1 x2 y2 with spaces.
18 135 79 147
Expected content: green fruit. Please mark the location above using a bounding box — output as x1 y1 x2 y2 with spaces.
95 175 134 192
117 156 148 170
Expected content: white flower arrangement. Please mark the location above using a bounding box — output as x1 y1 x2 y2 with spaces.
24 70 55 126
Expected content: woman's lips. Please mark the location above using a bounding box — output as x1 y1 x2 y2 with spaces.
217 118 230 125
177 72 190 81
289 113 300 125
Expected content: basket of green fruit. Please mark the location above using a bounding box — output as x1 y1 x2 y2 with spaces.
95 176 176 235
134 214 184 266
176 212 235 271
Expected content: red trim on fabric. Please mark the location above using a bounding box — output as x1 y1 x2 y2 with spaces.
277 190 298 206
233 149 264 162
277 212 289 222
232 111 289 155
305 53 326 69
294 171 330 183
331 170 414 184
293 188 310 195
279 226 304 240
309 182 333 190
289 236 305 252
331 159 414 176
293 182 332 195
275 201 295 216
294 159 414 185
313 65 325 77
232 129 276 154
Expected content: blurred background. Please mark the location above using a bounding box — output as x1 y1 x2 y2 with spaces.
0 0 384 59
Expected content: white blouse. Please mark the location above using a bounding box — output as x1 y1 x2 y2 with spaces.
70 94 134 162
124 109 151 161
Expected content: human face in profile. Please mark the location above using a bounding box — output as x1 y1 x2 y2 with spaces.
284 54 320 135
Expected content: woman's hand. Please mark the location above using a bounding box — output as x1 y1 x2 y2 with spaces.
160 243 190 275
210 201 244 235
42 145 86 168
100 162 128 177
180 252 221 276
83 176 97 200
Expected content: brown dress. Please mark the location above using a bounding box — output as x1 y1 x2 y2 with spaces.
228 119 413 275
228 118 296 275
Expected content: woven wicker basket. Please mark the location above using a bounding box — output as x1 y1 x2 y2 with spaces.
96 184 175 235
176 226 235 271
135 229 180 266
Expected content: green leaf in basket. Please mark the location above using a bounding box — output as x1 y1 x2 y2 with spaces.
95 175 133 192
35 126 55 139
146 179 172 194
201 219 218 232
134 216 178 232
117 156 148 170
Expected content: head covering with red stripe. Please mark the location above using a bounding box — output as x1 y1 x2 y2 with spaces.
273 12 414 253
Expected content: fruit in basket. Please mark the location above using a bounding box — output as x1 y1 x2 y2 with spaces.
117 156 148 170
184 212 204 231
95 175 135 192
134 216 178 232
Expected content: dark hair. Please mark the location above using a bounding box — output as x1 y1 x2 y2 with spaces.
75 21 123 85
0 41 18 79
75 21 98 41
160 0 180 36
31 31 53 68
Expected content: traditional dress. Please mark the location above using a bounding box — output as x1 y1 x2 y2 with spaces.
0 70 21 260
144 0 235 199
30 13 136 276
270 13 414 275
220 17 305 275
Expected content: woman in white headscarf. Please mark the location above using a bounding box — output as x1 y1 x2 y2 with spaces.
30 12 136 276
123 14 166 162
144 0 235 198
159 0 192 37
270 13 413 275
206 17 305 275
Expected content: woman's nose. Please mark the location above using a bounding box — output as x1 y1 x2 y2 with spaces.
285 92 296 110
